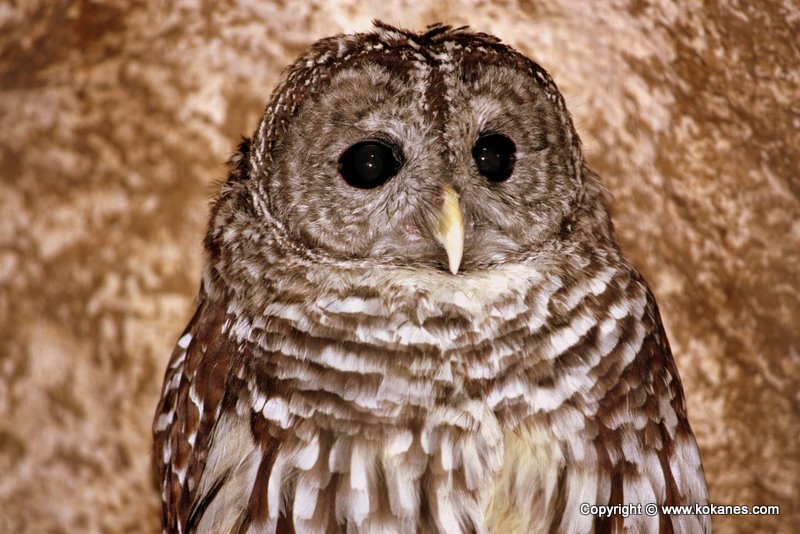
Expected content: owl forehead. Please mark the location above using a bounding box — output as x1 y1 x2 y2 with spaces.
251 24 567 170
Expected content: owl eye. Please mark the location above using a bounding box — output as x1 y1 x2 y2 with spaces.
472 133 516 182
338 140 402 189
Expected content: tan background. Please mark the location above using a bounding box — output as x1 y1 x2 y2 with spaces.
1 1 798 532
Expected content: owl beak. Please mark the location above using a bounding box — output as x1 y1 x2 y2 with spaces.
434 186 464 275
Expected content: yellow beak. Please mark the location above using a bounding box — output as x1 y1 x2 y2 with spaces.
435 186 464 275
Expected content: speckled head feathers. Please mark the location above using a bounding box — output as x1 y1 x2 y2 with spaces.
209 21 596 274
250 21 575 172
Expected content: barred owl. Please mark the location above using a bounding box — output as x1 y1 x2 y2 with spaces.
153 22 709 534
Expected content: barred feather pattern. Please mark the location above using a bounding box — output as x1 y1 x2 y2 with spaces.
153 22 709 534
154 227 709 532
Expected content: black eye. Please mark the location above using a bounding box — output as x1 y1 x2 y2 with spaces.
338 140 402 189
472 133 516 182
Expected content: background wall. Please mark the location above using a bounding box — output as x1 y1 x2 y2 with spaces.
1 1 797 532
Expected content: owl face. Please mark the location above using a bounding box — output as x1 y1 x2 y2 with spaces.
260 33 584 275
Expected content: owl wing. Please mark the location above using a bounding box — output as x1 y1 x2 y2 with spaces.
153 289 301 534
151 289 241 533
487 277 710 534
587 295 710 533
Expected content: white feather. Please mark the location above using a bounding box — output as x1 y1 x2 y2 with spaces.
177 332 192 349
293 432 320 470
194 412 260 534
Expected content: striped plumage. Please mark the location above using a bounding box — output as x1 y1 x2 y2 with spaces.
153 22 709 533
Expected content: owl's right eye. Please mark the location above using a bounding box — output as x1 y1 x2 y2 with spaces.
338 140 402 189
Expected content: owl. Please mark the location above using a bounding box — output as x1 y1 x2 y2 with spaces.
153 22 710 534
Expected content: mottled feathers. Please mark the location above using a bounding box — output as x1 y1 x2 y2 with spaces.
153 22 709 533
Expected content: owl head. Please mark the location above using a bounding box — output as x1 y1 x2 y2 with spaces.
209 22 612 282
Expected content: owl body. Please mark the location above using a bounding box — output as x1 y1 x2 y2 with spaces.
153 23 709 533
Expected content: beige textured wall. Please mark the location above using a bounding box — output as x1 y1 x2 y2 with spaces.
1 1 798 532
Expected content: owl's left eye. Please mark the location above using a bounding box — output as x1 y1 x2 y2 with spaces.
472 133 516 183
338 140 402 189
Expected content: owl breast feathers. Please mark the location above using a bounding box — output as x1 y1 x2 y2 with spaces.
153 22 709 534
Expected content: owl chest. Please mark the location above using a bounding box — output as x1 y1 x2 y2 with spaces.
251 290 507 419
250 400 506 533
238 307 516 532
230 274 568 531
